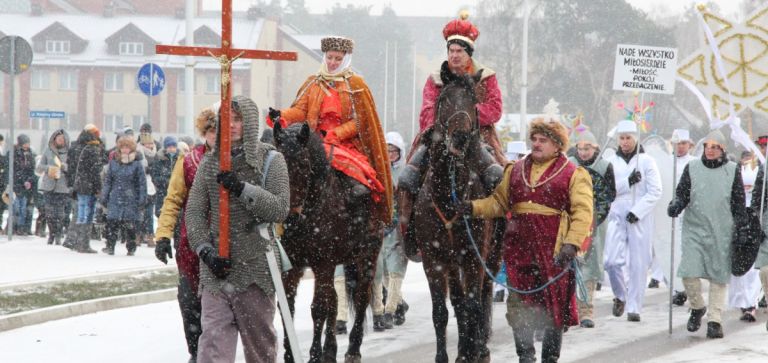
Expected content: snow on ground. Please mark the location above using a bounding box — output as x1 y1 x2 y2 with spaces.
2 235 768 362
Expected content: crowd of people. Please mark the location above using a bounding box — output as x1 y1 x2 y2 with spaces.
5 12 768 363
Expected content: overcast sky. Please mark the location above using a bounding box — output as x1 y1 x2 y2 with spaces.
202 0 744 18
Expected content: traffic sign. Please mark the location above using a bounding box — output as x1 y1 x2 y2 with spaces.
137 63 165 96
30 110 66 118
0 36 33 75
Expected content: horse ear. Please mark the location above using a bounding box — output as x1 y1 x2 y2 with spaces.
440 61 456 85
273 121 283 146
298 123 310 146
472 69 484 85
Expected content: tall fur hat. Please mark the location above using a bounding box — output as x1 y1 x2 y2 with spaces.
195 108 217 137
321 36 354 54
528 118 570 152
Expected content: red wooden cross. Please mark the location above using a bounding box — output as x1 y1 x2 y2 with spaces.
156 0 297 258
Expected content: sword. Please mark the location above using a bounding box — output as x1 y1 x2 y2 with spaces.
264 226 303 362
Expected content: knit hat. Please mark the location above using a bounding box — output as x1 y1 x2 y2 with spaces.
320 36 354 53
443 11 479 57
528 118 569 152
17 134 30 146
82 123 100 138
573 130 598 147
704 129 727 150
140 123 152 133
163 136 178 149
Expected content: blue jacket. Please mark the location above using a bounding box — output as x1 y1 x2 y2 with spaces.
101 153 147 221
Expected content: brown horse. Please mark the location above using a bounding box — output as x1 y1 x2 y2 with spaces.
409 67 504 363
274 121 381 363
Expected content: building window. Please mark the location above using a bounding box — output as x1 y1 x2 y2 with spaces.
45 40 70 54
104 114 123 132
59 71 78 90
205 74 220 94
119 42 144 56
31 70 50 90
104 72 123 91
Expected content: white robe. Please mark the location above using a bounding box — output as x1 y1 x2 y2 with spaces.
604 150 662 315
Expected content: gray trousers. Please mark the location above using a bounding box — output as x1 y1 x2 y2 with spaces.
198 284 277 363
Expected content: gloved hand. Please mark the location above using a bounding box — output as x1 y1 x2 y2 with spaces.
199 246 232 279
454 200 473 217
626 212 639 224
628 170 642 186
667 199 683 218
556 243 579 268
155 237 173 264
216 171 245 197
324 130 340 145
268 107 281 122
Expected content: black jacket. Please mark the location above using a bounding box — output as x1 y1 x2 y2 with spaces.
71 131 105 196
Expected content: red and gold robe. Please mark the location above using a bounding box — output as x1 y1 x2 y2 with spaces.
472 154 593 327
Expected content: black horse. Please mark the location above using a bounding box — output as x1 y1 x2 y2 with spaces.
274 121 381 363
408 66 504 362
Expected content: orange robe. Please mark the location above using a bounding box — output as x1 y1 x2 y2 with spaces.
278 74 393 224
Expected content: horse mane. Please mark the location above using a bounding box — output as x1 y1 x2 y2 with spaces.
282 123 330 186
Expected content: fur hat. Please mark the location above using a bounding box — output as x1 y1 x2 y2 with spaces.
195 108 217 136
528 118 569 152
117 136 137 152
321 36 354 54
443 11 479 55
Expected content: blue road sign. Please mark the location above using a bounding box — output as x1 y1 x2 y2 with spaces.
137 63 165 96
30 110 66 118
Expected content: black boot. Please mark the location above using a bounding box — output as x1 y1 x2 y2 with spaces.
62 218 78 250
394 300 409 325
541 327 563 363
612 298 625 317
102 238 115 255
687 307 707 332
647 278 660 288
75 224 97 253
673 290 688 306
512 323 536 363
706 321 723 339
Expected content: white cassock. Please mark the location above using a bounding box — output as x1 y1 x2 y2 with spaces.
604 150 662 315
728 163 761 309
649 153 696 288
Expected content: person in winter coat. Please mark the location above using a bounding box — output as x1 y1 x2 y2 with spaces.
604 120 662 323
137 133 158 247
568 130 616 328
35 129 71 245
68 124 105 253
186 95 289 363
398 14 503 259
151 136 180 222
12 134 37 235
371 131 410 331
667 130 747 339
461 118 593 363
154 107 217 362
101 136 147 256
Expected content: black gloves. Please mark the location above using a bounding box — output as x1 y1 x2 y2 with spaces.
667 199 683 218
628 170 642 186
556 243 579 268
199 246 232 279
455 200 473 217
268 107 281 121
626 212 639 224
217 171 245 197
155 237 173 264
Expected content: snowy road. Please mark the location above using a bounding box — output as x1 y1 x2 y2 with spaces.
2 235 768 362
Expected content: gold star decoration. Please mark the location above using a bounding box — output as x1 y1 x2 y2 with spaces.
677 4 768 117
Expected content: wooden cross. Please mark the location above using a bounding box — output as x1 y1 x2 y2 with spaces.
156 0 298 258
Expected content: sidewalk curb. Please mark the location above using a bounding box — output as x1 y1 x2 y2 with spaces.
0 266 177 292
0 288 177 332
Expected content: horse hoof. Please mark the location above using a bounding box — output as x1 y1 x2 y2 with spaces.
344 353 361 363
322 354 337 363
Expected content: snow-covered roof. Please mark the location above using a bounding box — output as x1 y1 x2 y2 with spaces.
0 13 266 70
